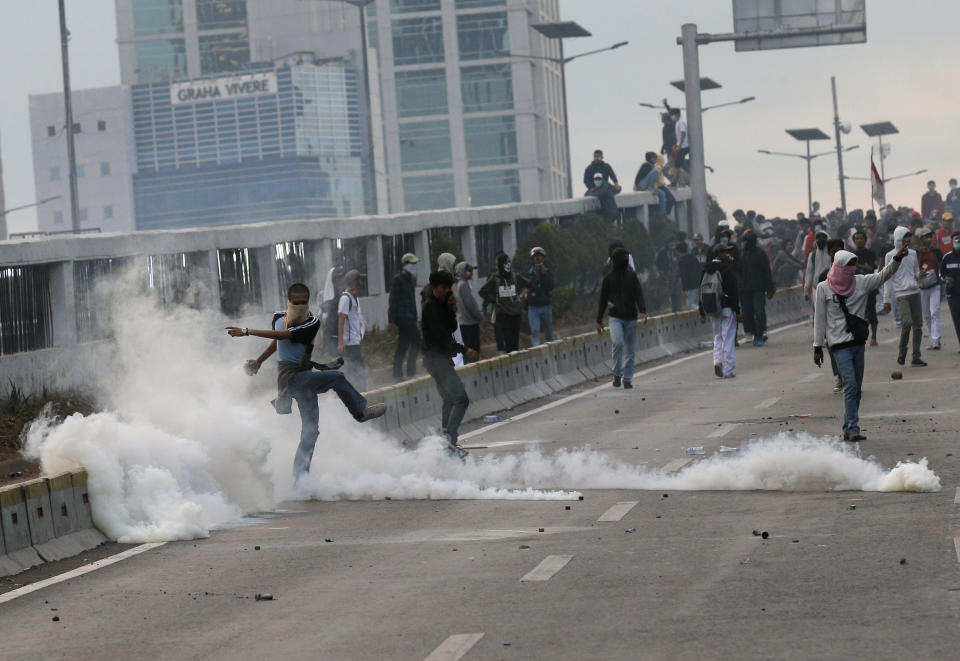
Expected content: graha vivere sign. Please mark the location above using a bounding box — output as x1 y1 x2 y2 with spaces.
170 72 278 106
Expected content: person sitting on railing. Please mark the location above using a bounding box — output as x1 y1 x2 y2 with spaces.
633 151 675 216
584 149 620 223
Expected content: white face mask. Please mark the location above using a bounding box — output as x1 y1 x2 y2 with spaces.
285 302 310 328
503 262 512 273
403 264 416 277
718 236 729 246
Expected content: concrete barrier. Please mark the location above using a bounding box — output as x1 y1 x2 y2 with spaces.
1 469 108 577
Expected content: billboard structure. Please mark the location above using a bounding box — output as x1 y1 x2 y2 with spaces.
732 0 866 52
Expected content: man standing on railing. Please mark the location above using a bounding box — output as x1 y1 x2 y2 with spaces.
388 253 420 382
596 247 648 389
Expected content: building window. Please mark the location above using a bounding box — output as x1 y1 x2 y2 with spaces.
196 0 247 30
98 120 107 131
135 38 187 82
395 69 447 118
50 167 61 182
461 63 513 112
392 16 444 65
104 205 114 220
76 164 86 178
456 12 509 61
469 169 520 206
464 115 517 166
398 120 453 171
403 174 455 212
455 0 505 7
132 0 184 36
79 208 88 222
199 33 250 74
53 211 64 225
47 125 56 137
390 0 441 11
72 123 82 133
99 162 110 176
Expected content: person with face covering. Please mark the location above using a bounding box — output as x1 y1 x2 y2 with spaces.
226 283 386 483
389 253 422 381
479 253 530 353
454 261 482 360
813 248 907 441
699 245 741 378
804 230 831 300
597 248 648 388
738 233 776 346
883 227 926 366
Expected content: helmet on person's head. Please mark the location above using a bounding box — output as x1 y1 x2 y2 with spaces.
530 246 546 258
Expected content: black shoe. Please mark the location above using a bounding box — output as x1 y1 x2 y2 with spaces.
844 428 866 442
911 359 927 367
613 376 621 388
623 380 633 389
896 356 905 366
714 363 723 378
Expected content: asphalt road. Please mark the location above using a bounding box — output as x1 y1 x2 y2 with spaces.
2 317 960 660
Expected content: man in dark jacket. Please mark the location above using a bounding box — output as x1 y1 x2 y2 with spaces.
479 253 530 353
526 246 555 346
677 241 702 310
596 248 648 389
422 271 478 451
699 245 741 378
583 149 618 191
939 231 960 349
739 233 776 346
388 252 420 381
660 107 676 158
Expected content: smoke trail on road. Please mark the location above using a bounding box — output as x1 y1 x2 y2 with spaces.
21 272 939 544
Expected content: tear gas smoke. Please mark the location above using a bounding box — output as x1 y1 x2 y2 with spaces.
22 271 940 543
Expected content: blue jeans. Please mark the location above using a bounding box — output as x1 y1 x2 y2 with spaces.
833 344 865 434
291 370 367 477
528 304 553 346
609 317 638 382
657 186 675 215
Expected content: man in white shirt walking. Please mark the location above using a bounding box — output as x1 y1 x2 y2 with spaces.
338 269 367 391
883 227 926 367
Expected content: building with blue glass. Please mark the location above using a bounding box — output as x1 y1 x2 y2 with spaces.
131 57 365 230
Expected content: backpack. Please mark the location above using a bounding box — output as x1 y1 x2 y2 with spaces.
699 270 724 315
323 292 355 340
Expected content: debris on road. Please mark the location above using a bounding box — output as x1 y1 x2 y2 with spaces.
684 447 705 455
51 616 59 622
254 545 260 550
625 528 637 533
614 409 620 415
484 415 501 422
891 371 903 380
324 538 333 543
899 558 907 565
255 593 274 601
761 531 769 539
719 445 739 453
518 545 530 550
564 506 571 510
537 528 545 533
849 505 856 510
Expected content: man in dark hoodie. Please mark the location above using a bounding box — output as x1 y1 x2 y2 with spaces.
596 248 648 389
526 246 555 346
422 271 478 452
739 233 776 346
479 253 530 353
388 253 420 381
699 245 741 378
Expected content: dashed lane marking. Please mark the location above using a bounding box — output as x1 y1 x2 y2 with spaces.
0 543 166 606
800 373 822 383
707 423 739 438
520 554 574 582
661 458 693 473
424 633 485 661
954 487 960 505
598 501 639 522
756 396 782 409
954 537 960 564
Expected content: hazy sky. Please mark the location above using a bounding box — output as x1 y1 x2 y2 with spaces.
2 1 957 234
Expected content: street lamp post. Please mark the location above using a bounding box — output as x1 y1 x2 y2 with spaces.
860 121 899 188
758 138 858 217
527 22 627 198
58 0 80 233
637 96 756 113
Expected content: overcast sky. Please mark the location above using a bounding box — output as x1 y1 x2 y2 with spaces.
2 1 957 234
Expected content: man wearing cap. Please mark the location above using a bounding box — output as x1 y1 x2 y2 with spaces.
454 261 482 360
337 269 367 391
526 246 555 346
814 246 908 442
389 253 421 381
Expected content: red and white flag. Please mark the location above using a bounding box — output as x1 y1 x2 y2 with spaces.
871 158 885 207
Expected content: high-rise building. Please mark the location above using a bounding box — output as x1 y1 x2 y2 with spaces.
365 0 569 212
28 86 138 234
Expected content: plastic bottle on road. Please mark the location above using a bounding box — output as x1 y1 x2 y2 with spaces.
684 446 705 455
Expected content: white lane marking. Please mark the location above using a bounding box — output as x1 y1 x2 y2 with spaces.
861 408 960 419
0 542 166 605
954 487 960 505
521 554 574 582
460 320 809 441
800 373 821 383
462 439 545 450
661 458 693 473
882 337 898 344
707 423 738 438
755 396 782 409
424 633 485 661
954 537 960 564
598 501 639 522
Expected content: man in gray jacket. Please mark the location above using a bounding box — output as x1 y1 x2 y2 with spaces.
883 226 926 366
454 261 482 361
814 246 908 441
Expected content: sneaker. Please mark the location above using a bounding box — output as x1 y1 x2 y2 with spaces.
869 338 878 346
623 380 633 389
613 376 622 388
714 363 723 378
844 429 866 442
896 356 905 366
911 359 927 367
723 372 737 379
833 377 842 393
356 402 387 422
928 343 941 350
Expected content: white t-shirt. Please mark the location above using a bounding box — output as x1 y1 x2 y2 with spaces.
675 118 688 149
337 292 365 346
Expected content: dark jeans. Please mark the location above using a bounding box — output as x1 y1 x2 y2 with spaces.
341 344 366 392
423 352 470 446
496 313 521 352
740 291 768 340
676 147 690 172
949 296 960 345
460 324 480 360
291 370 367 477
393 322 420 379
896 293 923 361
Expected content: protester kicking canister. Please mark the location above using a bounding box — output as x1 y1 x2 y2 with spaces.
226 283 386 484
813 248 908 441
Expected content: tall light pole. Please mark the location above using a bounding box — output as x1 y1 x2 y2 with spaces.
860 121 898 186
758 141 859 217
58 0 80 233
638 96 756 113
831 75 851 218
528 22 627 198
679 24 708 238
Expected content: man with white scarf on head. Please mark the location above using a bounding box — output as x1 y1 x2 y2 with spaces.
813 247 908 442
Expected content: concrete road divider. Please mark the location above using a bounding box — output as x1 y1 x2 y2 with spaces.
0 481 42 575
